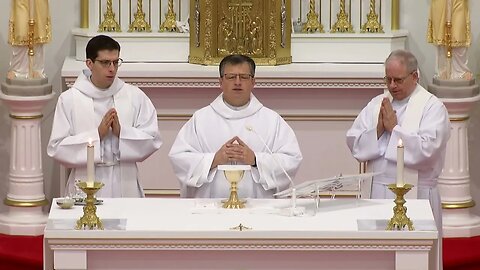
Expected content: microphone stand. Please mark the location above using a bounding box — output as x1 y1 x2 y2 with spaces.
246 126 302 216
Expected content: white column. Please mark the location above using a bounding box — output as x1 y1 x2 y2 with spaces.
0 91 55 235
439 94 480 237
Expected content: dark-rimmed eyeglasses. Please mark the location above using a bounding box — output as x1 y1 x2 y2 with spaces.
93 58 123 68
223 73 254 81
384 71 415 85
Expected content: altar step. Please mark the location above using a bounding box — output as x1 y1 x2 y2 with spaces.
0 233 478 269
443 235 480 270
0 233 43 270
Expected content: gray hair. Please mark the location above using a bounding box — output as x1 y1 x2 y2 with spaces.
385 49 418 73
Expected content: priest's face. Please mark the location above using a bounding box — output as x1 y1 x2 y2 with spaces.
384 58 418 101
220 62 255 107
86 49 120 89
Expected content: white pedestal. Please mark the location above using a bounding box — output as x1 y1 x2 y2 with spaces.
438 94 480 237
0 88 55 235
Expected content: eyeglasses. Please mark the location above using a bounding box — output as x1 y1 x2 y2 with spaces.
384 71 415 85
223 73 254 81
93 58 123 68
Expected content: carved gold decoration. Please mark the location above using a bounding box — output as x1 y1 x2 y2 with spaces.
280 0 287 47
361 0 383 33
230 223 252 231
75 181 104 230
330 0 354 33
160 0 179 32
386 184 415 231
194 0 200 47
28 19 35 78
189 0 291 65
391 0 399 30
302 0 324 33
129 0 151 32
99 0 121 32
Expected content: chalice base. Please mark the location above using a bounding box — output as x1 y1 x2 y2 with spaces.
222 191 246 209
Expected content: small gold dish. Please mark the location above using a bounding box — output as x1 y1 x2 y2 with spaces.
56 198 75 209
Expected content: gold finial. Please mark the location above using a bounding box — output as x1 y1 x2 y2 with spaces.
361 0 384 33
159 0 179 32
128 0 152 32
98 0 121 32
330 0 354 33
302 0 324 33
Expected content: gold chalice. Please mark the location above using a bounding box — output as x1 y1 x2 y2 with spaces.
218 165 251 209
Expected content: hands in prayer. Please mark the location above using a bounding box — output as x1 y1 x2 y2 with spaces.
98 108 121 140
377 97 398 138
211 136 256 169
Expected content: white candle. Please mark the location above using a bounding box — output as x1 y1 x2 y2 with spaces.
87 140 94 187
29 0 35 20
396 139 405 187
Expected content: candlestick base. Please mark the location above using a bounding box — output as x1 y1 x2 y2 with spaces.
75 181 104 230
386 183 415 231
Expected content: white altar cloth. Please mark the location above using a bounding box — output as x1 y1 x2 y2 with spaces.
44 198 438 270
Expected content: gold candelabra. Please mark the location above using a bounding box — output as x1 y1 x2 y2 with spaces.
159 0 179 32
386 184 415 231
302 0 324 33
361 0 384 33
75 182 104 230
99 0 121 32
129 0 152 32
331 0 354 33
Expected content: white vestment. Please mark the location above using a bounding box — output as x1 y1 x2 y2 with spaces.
48 70 162 198
346 85 450 270
346 85 450 194
169 94 303 198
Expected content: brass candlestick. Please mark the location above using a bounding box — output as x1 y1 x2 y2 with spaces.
75 181 104 230
98 0 121 32
159 0 179 32
330 0 354 33
386 184 415 231
361 0 384 33
128 0 152 32
302 0 324 33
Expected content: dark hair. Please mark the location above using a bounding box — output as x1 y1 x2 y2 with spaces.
219 54 256 77
385 49 418 73
86 35 121 61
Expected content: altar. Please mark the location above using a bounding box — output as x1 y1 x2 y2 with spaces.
44 198 438 270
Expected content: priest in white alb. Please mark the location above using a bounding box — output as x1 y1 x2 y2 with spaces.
169 54 302 198
48 35 162 198
346 49 450 269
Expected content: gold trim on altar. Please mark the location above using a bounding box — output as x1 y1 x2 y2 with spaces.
188 0 292 66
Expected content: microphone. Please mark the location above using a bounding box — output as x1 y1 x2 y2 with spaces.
245 125 301 216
